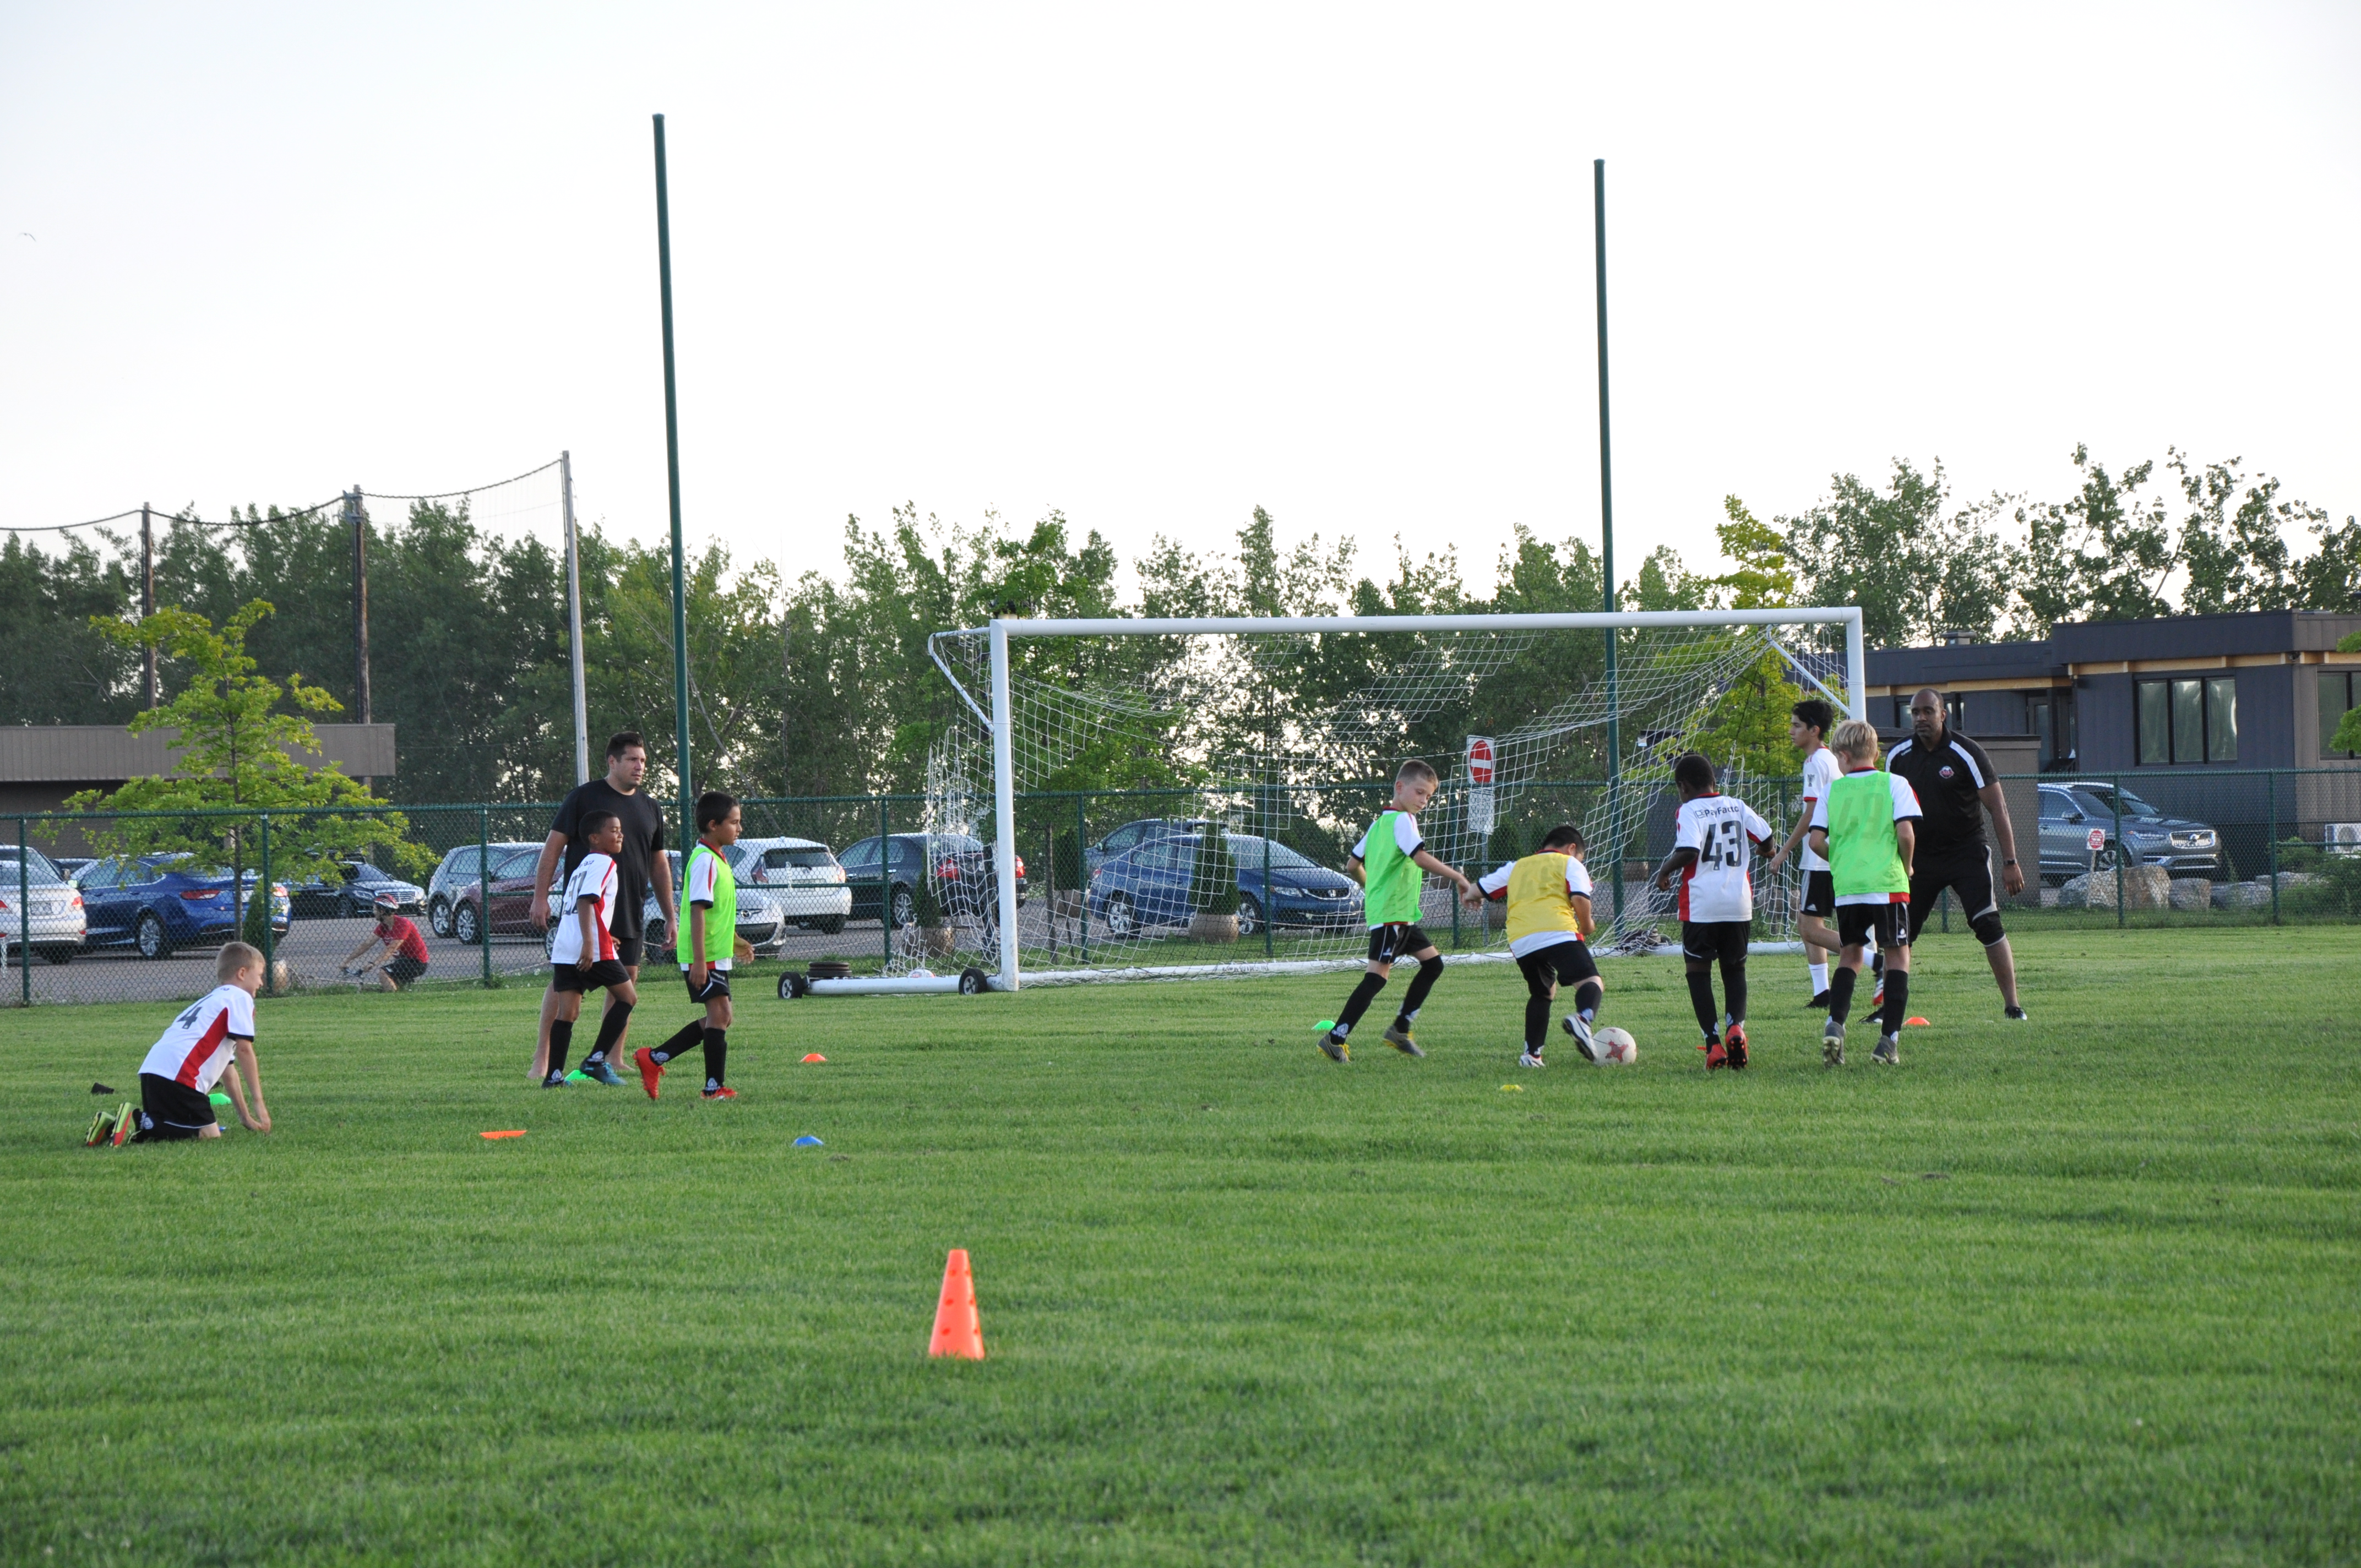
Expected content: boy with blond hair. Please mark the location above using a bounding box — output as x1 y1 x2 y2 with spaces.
1807 718 1922 1066
89 942 273 1146
1320 759 1481 1062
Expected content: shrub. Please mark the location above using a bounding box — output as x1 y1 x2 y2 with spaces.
910 857 946 929
1052 829 1086 896
1193 825 1240 915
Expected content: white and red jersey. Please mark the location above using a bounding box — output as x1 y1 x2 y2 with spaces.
550 851 619 965
1797 745 1842 873
139 983 255 1093
1671 791 1774 922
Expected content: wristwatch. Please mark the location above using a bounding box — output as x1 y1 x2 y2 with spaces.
2003 858 2018 865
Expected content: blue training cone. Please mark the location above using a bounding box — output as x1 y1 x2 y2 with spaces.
793 1134 825 1148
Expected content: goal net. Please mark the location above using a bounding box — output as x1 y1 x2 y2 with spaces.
919 611 1863 988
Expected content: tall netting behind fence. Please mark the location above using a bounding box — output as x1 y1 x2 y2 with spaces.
920 618 1856 981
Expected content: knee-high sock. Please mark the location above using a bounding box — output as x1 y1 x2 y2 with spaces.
650 1018 703 1065
1879 969 1910 1035
585 999 632 1066
1573 979 1603 1020
1524 993 1552 1051
702 1026 728 1089
1395 955 1443 1026
1720 957 1748 1028
546 1019 574 1077
1334 972 1387 1036
1826 965 1859 1024
1685 968 1720 1036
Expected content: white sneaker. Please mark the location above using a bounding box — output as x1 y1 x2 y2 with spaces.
1518 1048 1547 1069
1560 1012 1600 1063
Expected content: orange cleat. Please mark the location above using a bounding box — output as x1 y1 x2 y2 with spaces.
1724 1024 1749 1070
633 1046 663 1101
701 1085 738 1101
1702 1036 1727 1070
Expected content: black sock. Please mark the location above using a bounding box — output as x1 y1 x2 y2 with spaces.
1720 958 1747 1030
1685 968 1720 1037
1524 993 1552 1051
1573 979 1602 1020
1870 949 1885 978
1827 966 1858 1024
650 1019 703 1065
546 1020 573 1078
1880 969 1910 1036
1334 972 1387 1037
1395 956 1443 1029
703 1026 728 1090
586 1000 633 1066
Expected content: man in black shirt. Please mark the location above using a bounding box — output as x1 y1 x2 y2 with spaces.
527 732 678 1081
1886 688 2027 1020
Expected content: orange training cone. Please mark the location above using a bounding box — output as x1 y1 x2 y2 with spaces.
927 1248 985 1360
801 1052 827 1063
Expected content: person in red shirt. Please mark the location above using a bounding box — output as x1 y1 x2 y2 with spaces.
342 891 432 990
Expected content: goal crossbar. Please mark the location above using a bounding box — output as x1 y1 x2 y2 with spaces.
935 608 1867 990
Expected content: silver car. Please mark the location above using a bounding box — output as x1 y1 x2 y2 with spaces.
622 850 787 959
0 846 87 966
732 837 851 935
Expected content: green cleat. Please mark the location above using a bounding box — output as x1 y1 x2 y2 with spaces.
85 1107 117 1147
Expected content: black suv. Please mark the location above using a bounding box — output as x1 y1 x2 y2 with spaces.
837 833 1027 929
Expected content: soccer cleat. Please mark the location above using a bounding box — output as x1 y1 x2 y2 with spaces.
633 1046 663 1100
2004 1005 2028 1022
1822 1019 1846 1066
1807 990 1830 1010
112 1103 137 1146
701 1085 738 1101
584 1061 627 1088
1319 1032 1351 1064
1562 1012 1598 1063
1702 1034 1727 1070
1869 976 1885 1011
85 1107 117 1147
541 1071 572 1088
1724 1023 1749 1071
1873 1033 1900 1065
1383 1023 1424 1058
1518 1048 1547 1069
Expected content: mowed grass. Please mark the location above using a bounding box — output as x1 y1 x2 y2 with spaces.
2 929 2356 1566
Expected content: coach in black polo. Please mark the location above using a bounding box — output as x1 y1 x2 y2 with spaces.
1886 688 2027 1020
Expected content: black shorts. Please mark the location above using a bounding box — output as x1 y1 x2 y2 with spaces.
1680 920 1750 964
683 967 732 1004
552 959 632 994
1367 924 1435 965
1837 901 1909 951
1516 940 1598 994
1908 843 2001 941
386 955 427 988
1801 870 1836 918
611 935 646 968
134 1072 216 1141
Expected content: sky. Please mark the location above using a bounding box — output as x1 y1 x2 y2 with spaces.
3 1 2358 604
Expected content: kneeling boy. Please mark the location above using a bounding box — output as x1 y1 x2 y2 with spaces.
90 941 273 1145
1807 718 1922 1066
1477 823 1606 1067
635 791 740 1101
543 810 638 1088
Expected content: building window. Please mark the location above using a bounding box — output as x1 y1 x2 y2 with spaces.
2137 675 2237 765
2324 671 2360 761
2027 690 2077 770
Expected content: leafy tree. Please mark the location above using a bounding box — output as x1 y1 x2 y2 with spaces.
1191 821 1239 915
0 532 138 724
1693 497 1808 781
1783 460 2012 646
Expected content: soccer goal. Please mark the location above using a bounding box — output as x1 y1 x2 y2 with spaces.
921 609 1865 990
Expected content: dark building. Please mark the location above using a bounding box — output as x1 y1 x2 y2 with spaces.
1865 611 2361 775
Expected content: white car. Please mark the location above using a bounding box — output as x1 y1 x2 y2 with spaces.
733 837 851 935
0 846 89 966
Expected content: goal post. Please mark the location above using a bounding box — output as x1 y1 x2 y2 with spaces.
933 608 1867 992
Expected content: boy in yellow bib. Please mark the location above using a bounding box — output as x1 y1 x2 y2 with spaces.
1320 759 1481 1062
1476 823 1606 1066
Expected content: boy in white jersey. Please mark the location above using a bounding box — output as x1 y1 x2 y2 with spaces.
1650 752 1773 1069
542 810 639 1088
1762 699 1843 1006
1476 823 1605 1068
635 791 742 1101
90 941 273 1145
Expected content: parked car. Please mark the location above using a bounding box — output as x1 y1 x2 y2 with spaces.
289 859 427 919
52 857 95 883
622 849 787 959
445 845 555 946
733 837 851 934
2037 783 2222 881
0 846 88 965
839 834 1027 930
74 854 289 960
1085 818 1204 870
1086 830 1361 938
425 842 543 937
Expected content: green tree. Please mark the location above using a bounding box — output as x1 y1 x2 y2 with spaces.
1192 821 1240 915
1783 460 2012 647
1695 497 1808 781
0 532 138 724
2012 448 2176 633
67 601 426 958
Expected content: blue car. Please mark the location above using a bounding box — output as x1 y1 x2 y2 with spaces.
74 854 292 960
1087 831 1361 938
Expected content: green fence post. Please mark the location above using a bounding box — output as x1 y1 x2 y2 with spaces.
2267 772 2280 926
1078 794 1090 966
879 795 892 966
479 805 493 987
259 812 275 993
15 816 28 1008
1263 810 1274 960
2113 776 2126 929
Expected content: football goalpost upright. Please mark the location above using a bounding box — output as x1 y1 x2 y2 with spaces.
921 608 1865 992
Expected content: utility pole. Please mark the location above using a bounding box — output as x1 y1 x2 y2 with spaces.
562 450 590 785
347 488 373 791
653 113 693 822
1594 158 1620 922
139 503 157 708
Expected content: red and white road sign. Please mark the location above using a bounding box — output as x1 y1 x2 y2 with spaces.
1466 737 1495 786
2086 827 2107 853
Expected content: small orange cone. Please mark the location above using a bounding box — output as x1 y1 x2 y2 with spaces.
927 1248 985 1360
801 1052 827 1063
1905 1016 1932 1027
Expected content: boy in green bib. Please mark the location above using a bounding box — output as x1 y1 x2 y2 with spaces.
1320 759 1481 1063
1805 719 1922 1066
634 791 743 1100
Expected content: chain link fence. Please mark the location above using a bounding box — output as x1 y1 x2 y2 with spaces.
8 766 2358 1004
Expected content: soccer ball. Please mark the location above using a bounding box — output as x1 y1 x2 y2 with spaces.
1591 1026 1637 1065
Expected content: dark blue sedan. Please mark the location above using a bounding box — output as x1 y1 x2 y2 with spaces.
74 854 291 960
1087 832 1361 939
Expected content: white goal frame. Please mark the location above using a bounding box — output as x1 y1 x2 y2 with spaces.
946 608 1867 991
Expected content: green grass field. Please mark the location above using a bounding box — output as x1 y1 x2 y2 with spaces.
4 928 2356 1566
